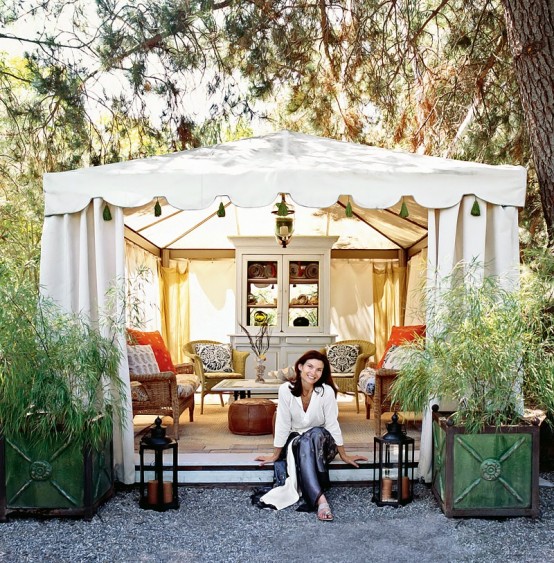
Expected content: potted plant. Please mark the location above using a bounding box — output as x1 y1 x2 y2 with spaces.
391 254 554 518
0 267 125 521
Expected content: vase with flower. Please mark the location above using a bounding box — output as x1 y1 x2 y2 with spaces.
239 322 271 382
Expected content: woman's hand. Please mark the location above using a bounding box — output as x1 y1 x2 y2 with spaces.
337 446 368 468
255 448 282 466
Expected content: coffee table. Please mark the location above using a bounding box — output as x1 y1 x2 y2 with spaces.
212 378 282 401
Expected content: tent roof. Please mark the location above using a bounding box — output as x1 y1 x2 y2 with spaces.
44 130 527 216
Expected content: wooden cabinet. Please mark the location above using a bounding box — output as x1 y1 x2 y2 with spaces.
229 236 337 375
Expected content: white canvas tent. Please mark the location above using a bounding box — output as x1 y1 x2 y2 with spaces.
40 131 527 484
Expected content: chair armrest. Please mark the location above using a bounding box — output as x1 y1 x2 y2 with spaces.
232 350 250 376
130 371 177 384
175 363 195 375
353 353 371 381
184 353 206 377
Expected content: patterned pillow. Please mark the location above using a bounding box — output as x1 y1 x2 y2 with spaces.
382 345 410 370
127 329 176 372
326 344 360 373
268 365 296 382
194 343 234 373
358 367 376 395
176 374 200 398
127 345 160 375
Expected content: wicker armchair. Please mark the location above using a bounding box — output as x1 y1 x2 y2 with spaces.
183 340 249 414
130 363 198 440
320 339 376 414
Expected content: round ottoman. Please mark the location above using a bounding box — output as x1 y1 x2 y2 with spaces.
228 398 277 436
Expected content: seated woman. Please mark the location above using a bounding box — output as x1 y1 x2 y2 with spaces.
255 350 367 521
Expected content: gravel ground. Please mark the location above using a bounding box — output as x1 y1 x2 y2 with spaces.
1 474 554 563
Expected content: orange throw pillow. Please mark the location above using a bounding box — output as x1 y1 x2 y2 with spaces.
127 329 175 373
377 325 426 368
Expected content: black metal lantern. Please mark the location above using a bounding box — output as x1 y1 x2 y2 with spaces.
139 417 179 511
372 413 415 507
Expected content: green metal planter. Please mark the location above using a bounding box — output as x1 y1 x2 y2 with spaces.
0 433 113 522
432 409 541 518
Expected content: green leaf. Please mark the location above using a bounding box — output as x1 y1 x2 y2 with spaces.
345 201 353 217
102 203 112 221
471 198 481 216
399 200 409 218
217 202 226 217
154 199 162 217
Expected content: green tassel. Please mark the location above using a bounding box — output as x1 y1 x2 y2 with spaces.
471 198 481 216
277 201 289 216
102 203 112 221
399 200 409 218
154 199 162 217
345 200 353 218
217 202 226 217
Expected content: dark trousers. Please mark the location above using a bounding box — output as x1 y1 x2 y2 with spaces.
275 427 338 510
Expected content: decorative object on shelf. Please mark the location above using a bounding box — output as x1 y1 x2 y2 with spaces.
296 294 308 305
305 263 319 278
372 413 415 508
239 322 271 382
247 293 257 304
139 417 179 512
293 316 309 327
264 263 277 278
289 262 300 277
248 263 264 278
272 193 295 248
253 310 268 324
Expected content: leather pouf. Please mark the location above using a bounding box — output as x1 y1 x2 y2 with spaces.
228 398 277 436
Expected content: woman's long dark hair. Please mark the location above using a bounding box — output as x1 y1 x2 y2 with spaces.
289 350 338 397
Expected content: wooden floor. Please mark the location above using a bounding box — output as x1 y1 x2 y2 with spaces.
133 392 422 455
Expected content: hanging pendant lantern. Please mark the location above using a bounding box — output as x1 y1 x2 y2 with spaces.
272 193 295 248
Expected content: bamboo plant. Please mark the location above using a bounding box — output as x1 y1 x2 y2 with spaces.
0 266 125 452
390 253 554 433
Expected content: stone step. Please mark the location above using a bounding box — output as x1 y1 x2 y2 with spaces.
135 451 420 486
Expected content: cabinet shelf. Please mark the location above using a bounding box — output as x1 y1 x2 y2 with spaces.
247 304 277 308
289 304 318 308
289 278 319 284
248 278 278 284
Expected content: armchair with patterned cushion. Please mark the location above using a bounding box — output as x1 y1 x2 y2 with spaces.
320 339 376 414
183 340 249 414
126 331 200 439
358 325 425 434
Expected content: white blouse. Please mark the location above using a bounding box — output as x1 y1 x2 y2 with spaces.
273 382 344 448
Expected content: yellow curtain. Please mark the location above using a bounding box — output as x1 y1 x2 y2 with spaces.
372 262 406 361
160 260 190 365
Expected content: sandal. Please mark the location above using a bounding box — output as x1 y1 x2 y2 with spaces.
317 502 334 522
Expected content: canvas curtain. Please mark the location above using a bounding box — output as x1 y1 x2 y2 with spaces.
39 199 135 484
124 240 162 331
160 260 190 364
372 262 406 362
418 196 520 482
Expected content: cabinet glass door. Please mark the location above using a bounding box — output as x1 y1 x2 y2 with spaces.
245 259 279 327
286 258 320 330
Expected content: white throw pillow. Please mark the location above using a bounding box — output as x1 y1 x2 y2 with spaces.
326 344 360 373
127 344 160 375
194 343 234 373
